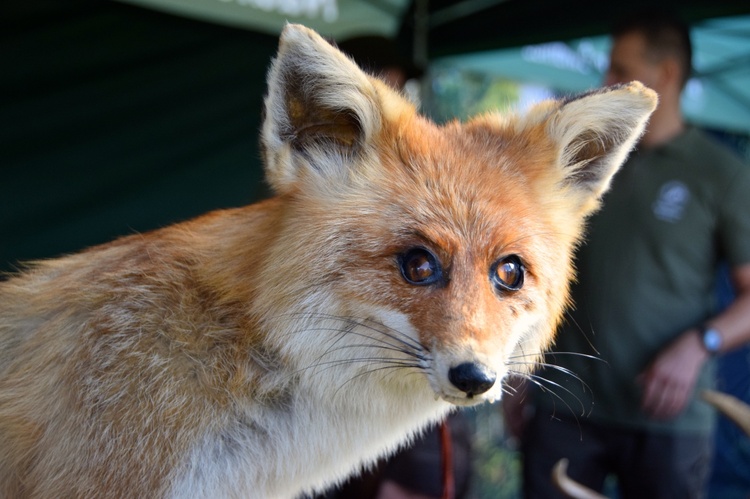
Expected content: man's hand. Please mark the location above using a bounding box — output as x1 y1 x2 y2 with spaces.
639 329 709 420
641 264 750 420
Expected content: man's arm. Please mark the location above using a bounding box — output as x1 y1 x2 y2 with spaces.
640 262 750 419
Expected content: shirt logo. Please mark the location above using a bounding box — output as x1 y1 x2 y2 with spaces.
653 180 690 222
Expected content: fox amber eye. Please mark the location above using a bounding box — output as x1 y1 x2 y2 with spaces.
490 255 524 291
399 248 442 285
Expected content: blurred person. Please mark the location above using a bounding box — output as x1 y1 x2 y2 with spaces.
504 10 750 499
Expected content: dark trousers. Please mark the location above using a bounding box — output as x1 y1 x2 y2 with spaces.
522 411 712 499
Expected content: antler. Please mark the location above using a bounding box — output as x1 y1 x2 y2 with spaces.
551 459 607 499
702 389 750 436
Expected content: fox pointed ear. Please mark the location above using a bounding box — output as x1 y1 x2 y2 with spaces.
261 24 382 194
544 82 658 214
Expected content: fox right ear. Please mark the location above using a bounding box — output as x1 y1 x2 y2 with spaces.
261 24 382 194
540 82 658 215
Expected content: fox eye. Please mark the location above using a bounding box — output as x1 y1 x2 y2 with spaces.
490 255 524 292
399 248 442 286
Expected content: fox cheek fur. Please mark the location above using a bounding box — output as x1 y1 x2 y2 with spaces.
0 24 656 498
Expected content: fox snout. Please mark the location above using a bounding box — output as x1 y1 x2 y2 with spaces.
448 362 496 398
426 346 505 405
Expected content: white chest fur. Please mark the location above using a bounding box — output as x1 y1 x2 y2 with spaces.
169 377 451 499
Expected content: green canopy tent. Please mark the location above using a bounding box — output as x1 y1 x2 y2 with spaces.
115 0 410 39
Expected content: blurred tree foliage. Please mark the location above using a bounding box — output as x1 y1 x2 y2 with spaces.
424 67 520 123
465 405 521 499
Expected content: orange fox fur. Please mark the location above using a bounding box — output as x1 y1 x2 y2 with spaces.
0 24 656 498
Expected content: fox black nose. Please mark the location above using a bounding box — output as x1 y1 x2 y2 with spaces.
448 362 496 397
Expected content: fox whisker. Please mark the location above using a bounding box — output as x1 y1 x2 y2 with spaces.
325 325 429 361
510 360 593 395
279 312 427 355
563 310 601 355
306 357 422 374
508 350 603 363
333 362 425 400
508 369 591 419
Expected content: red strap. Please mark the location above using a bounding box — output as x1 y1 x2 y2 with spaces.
440 420 455 499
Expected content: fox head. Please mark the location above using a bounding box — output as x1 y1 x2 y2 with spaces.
259 24 656 407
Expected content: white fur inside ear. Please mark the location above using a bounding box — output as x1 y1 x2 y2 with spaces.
547 82 658 201
261 24 382 194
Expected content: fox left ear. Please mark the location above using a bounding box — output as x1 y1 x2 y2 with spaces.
261 24 382 194
544 82 658 214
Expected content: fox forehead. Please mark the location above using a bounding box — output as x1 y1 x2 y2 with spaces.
363 112 561 259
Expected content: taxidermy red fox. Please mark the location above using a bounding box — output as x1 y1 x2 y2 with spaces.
0 24 656 499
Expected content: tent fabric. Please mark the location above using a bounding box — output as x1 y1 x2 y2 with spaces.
2 0 277 272
115 0 411 40
402 0 750 57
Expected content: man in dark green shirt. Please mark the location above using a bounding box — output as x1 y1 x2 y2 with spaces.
505 12 750 498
